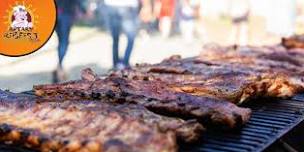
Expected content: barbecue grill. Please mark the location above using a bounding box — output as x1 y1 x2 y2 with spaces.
182 95 304 152
0 92 303 152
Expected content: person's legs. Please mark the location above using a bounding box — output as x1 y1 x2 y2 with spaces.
57 14 73 68
53 14 73 82
239 22 249 46
55 15 63 66
106 6 121 68
229 21 240 45
111 24 120 67
197 16 208 43
123 32 136 66
180 19 194 43
159 16 172 38
120 7 138 66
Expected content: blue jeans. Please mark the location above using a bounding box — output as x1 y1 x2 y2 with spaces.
55 14 73 67
105 6 139 67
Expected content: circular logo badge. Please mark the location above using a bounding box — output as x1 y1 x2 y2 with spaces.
0 0 56 57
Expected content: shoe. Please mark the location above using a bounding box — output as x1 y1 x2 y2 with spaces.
52 71 59 83
52 67 67 83
116 63 126 70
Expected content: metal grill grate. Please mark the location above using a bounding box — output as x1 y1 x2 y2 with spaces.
181 96 304 152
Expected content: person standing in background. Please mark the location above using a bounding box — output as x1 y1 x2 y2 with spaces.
179 0 198 43
104 0 151 69
54 0 87 83
196 0 208 43
228 0 250 46
139 0 155 40
155 0 176 38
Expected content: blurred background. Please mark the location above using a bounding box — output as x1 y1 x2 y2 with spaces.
1 0 304 92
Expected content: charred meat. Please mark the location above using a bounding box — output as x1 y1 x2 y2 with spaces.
124 45 304 104
0 90 177 152
35 71 252 130
282 35 304 49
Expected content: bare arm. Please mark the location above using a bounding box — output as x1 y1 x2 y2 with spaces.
140 0 153 22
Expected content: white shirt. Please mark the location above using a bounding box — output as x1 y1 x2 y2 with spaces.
104 0 139 8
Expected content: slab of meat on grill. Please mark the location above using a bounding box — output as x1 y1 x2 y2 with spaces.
198 45 304 70
34 69 252 130
197 45 304 97
0 90 177 152
119 65 301 104
5 86 205 143
47 97 204 143
116 66 269 104
125 45 304 104
106 104 204 143
47 94 205 143
282 35 304 49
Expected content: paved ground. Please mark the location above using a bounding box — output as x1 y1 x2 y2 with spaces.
0 17 282 92
0 27 205 92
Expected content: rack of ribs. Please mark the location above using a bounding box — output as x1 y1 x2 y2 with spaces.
34 69 252 130
197 45 304 100
0 90 178 152
123 45 304 104
104 104 204 143
282 35 304 49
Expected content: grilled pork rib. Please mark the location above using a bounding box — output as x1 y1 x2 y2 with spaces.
2 88 205 143
0 90 177 152
282 35 304 49
35 70 252 130
197 45 304 99
106 104 204 143
124 45 304 104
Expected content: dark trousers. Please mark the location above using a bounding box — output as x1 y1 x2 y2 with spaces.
55 13 73 67
106 6 139 67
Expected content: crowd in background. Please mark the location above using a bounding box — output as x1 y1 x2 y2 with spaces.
54 0 302 82
92 0 300 41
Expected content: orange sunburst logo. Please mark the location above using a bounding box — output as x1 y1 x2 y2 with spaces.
0 0 56 57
